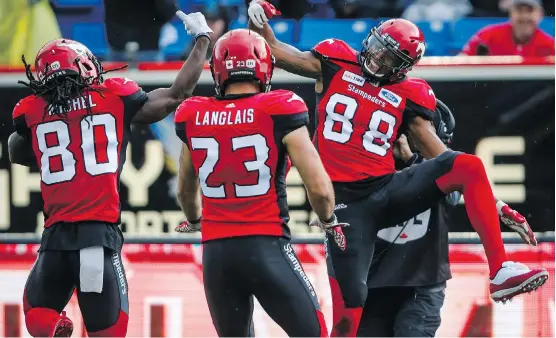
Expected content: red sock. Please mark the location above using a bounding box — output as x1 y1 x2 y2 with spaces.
331 307 363 337
25 308 60 337
328 276 344 326
87 310 128 337
436 154 506 278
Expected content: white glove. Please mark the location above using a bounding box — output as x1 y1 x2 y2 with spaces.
248 0 281 29
176 11 213 40
309 214 349 251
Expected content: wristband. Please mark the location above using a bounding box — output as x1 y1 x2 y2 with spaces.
195 33 211 43
321 214 336 224
405 153 423 167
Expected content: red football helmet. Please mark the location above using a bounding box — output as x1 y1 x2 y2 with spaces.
360 19 426 82
210 29 274 95
34 38 103 84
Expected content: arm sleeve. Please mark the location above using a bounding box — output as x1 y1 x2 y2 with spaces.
121 89 148 123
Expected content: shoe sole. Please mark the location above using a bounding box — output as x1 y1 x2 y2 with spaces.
491 270 549 303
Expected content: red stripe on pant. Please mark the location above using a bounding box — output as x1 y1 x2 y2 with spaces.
87 310 128 337
329 276 363 337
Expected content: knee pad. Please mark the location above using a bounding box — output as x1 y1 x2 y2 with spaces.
25 307 60 337
87 310 128 337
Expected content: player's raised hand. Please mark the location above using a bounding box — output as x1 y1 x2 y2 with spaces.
248 0 281 29
310 214 349 251
496 200 537 246
176 11 213 40
175 219 201 233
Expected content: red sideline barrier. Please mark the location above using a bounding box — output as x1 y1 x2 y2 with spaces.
0 243 553 337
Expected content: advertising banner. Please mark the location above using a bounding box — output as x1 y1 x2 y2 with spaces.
0 65 553 234
0 242 553 337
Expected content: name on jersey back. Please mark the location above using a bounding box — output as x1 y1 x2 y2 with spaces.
347 84 386 108
195 109 254 126
48 95 97 115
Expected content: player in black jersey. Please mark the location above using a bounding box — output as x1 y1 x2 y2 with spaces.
356 99 456 337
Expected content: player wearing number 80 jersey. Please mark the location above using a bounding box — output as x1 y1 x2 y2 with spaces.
8 11 212 337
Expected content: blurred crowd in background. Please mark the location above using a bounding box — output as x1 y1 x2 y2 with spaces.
0 0 553 66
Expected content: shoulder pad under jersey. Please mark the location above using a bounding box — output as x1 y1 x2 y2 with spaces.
175 96 210 123
12 96 35 119
312 38 358 62
101 77 142 97
399 77 437 111
264 90 308 116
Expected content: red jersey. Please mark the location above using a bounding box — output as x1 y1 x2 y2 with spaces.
461 22 555 57
12 78 148 228
174 90 309 242
311 39 437 182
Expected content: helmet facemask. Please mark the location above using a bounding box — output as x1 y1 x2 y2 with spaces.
361 28 415 83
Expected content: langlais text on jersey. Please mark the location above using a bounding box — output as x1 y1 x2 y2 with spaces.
195 108 255 126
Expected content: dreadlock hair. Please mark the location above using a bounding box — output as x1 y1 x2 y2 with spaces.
18 54 127 125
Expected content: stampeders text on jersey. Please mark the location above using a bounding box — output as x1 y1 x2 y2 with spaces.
195 109 255 126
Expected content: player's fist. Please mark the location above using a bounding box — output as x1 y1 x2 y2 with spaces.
496 200 537 246
310 214 349 251
175 219 201 233
176 11 213 40
393 134 414 162
248 0 281 29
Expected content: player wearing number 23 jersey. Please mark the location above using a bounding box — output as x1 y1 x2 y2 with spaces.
174 29 338 337
248 5 548 337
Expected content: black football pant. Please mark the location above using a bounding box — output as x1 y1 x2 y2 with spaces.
203 236 327 337
326 151 458 336
357 284 445 337
23 247 129 337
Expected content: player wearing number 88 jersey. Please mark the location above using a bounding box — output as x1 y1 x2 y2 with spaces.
174 29 338 337
248 5 548 337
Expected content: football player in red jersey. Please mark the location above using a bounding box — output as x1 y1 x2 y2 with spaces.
7 11 212 338
174 28 346 337
248 2 548 336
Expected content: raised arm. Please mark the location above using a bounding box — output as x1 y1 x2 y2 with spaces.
247 1 322 79
132 12 212 124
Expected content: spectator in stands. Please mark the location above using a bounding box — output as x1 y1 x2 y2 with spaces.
460 0 554 56
330 0 406 19
402 0 473 22
0 0 61 66
104 0 177 61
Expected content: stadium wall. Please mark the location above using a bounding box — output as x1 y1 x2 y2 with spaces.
0 57 554 234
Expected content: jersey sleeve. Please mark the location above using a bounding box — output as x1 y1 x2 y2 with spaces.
400 79 437 133
12 98 31 136
102 77 148 122
311 38 354 61
174 97 203 146
267 90 310 139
